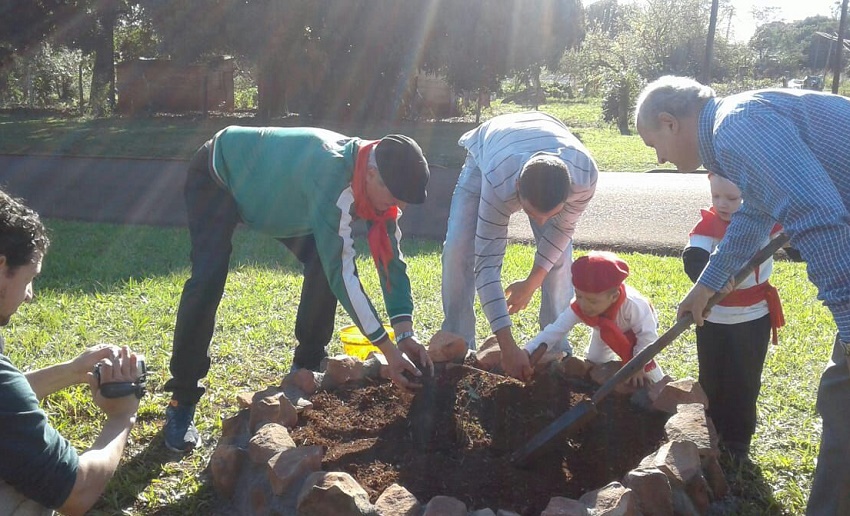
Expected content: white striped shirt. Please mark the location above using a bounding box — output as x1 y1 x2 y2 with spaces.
459 112 598 332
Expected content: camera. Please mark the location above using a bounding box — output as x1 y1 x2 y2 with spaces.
93 355 148 399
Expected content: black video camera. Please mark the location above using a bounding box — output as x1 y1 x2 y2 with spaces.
93 356 148 399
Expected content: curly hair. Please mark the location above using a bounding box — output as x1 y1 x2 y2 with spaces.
0 190 49 270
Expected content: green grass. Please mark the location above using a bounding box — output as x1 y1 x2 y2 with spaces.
5 220 830 515
0 98 662 172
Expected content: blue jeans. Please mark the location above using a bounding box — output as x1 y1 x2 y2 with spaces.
440 155 572 350
807 334 850 515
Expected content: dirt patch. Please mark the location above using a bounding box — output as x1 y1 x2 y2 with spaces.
290 365 668 515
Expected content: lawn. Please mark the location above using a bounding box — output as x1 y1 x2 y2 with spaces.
5 219 831 515
0 98 664 172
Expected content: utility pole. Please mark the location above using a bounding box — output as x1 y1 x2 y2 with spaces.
834 0 848 94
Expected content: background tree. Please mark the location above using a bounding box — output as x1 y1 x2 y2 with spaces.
701 0 720 84
53 0 133 115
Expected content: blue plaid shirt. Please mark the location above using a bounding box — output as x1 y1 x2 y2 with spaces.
697 89 850 340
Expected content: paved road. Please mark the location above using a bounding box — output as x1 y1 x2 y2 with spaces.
0 155 708 256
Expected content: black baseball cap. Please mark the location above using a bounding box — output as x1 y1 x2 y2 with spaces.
374 134 429 204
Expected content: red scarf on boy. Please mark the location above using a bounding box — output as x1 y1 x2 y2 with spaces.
352 140 397 288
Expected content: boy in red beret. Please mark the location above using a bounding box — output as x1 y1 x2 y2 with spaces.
524 251 665 386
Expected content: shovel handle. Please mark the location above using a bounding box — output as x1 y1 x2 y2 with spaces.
529 342 548 367
590 232 790 404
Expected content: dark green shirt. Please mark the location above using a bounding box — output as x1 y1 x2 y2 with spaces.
0 339 78 509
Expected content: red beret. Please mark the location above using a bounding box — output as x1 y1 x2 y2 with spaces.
571 252 630 293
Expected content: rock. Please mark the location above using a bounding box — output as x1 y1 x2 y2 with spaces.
210 443 245 499
560 356 592 380
423 495 467 515
362 354 385 380
236 391 254 408
267 445 324 495
671 485 701 516
297 471 377 516
649 378 709 414
637 450 657 470
541 497 590 515
220 409 249 444
469 509 496 516
578 481 637 515
665 403 718 458
249 392 298 432
248 423 296 464
496 511 522 516
375 483 421 516
653 440 702 488
702 454 729 499
475 335 502 370
251 385 282 404
366 351 391 380
427 330 468 363
323 355 362 388
685 471 711 513
249 482 272 515
281 368 321 395
588 361 636 395
622 468 673 516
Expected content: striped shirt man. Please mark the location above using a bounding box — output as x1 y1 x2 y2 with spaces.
451 112 598 336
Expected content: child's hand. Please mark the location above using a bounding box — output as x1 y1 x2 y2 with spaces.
627 370 650 388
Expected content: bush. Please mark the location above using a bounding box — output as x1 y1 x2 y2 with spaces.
234 86 257 110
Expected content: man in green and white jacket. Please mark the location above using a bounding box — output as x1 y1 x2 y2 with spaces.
164 126 432 453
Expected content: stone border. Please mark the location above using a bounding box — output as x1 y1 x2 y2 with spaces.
209 335 729 515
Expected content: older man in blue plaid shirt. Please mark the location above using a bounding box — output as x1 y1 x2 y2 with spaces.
635 75 850 516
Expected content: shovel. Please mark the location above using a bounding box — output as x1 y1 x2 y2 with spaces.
510 233 790 467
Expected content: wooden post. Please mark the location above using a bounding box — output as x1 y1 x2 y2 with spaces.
79 61 84 114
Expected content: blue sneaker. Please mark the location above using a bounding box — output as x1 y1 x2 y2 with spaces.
164 400 202 452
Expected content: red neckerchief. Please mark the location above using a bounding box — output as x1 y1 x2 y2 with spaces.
571 283 637 361
352 140 397 288
690 206 785 344
690 207 728 239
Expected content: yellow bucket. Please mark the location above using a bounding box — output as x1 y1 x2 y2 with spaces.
340 324 394 360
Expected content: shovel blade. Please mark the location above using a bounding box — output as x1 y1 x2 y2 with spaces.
510 400 599 468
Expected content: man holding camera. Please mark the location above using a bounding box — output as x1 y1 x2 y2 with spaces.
0 190 143 515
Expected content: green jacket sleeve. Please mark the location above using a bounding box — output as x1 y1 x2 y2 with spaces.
313 189 392 344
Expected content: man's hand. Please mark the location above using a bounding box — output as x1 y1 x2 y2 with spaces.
496 328 532 381
677 283 717 326
71 344 120 384
87 346 141 418
397 336 434 377
377 339 424 391
505 279 536 315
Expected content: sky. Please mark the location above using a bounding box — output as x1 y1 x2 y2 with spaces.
586 0 842 42
729 0 841 41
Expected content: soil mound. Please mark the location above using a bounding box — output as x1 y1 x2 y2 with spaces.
290 366 668 515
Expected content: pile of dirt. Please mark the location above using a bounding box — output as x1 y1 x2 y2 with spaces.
290 365 668 515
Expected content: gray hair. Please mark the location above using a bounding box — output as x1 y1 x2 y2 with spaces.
635 76 716 130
